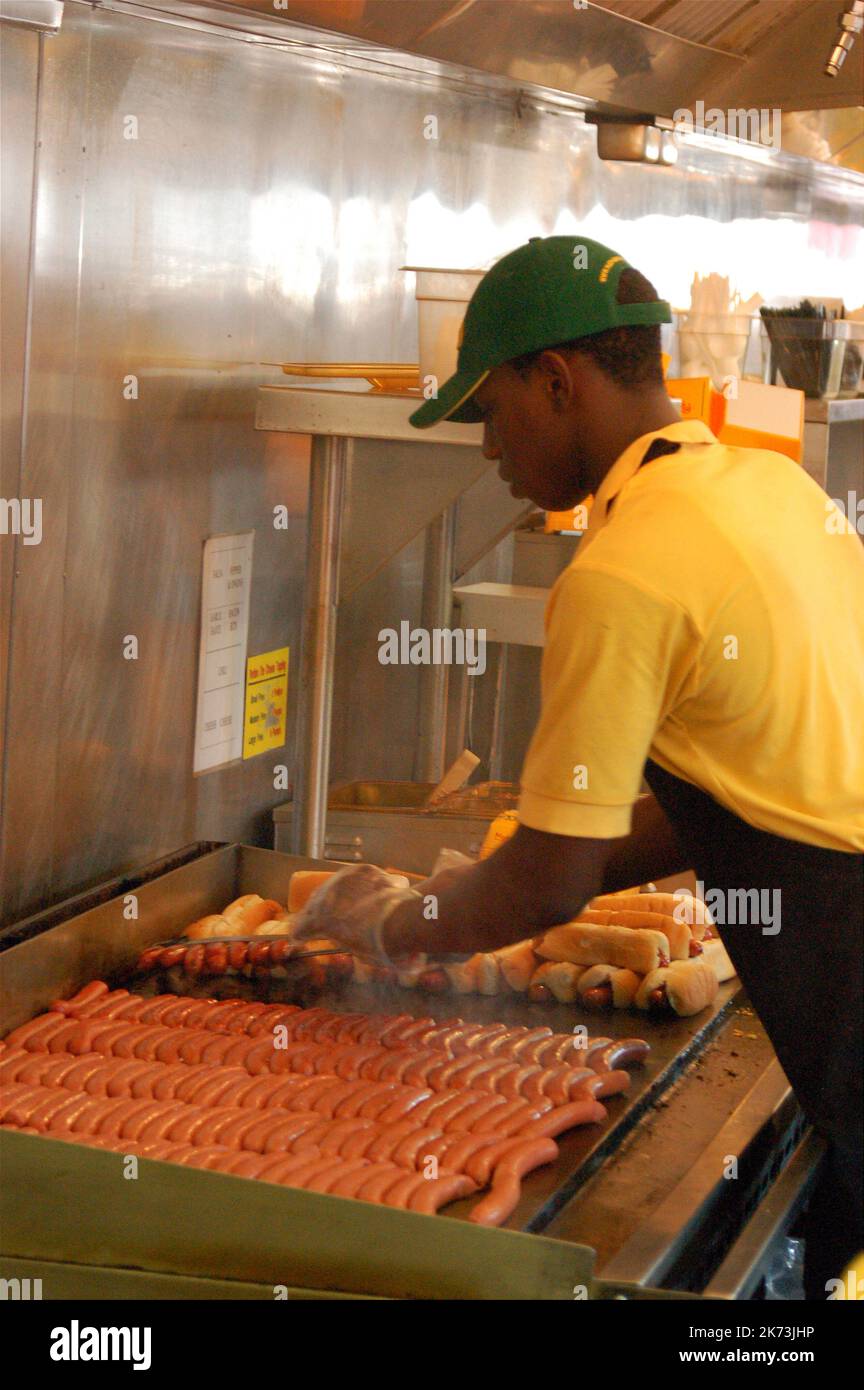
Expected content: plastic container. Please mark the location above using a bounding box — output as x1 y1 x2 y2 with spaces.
677 312 754 390
760 318 864 399
402 266 485 386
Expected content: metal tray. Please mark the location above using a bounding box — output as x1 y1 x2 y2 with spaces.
273 779 517 870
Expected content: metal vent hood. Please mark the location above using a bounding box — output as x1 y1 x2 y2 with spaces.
125 0 864 114
112 0 864 169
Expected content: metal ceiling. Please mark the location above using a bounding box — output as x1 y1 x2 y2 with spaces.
95 0 864 168
148 0 863 110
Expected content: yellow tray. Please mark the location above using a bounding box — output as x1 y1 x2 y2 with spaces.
264 362 420 392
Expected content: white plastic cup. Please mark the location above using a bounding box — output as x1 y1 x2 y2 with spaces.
402 266 485 386
678 312 753 390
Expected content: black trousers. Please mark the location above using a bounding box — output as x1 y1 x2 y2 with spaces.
644 760 864 1300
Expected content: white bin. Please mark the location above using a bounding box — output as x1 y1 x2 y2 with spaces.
402 265 485 387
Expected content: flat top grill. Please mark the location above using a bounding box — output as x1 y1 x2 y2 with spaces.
287 975 744 1232
1 842 784 1298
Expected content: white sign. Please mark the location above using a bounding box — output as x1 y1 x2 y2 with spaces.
193 531 254 773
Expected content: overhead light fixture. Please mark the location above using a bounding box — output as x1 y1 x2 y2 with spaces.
660 131 679 165
585 115 676 164
825 0 864 75
0 0 63 31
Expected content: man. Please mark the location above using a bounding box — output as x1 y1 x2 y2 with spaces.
295 236 864 1298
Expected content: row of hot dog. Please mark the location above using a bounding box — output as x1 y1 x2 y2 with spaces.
0 982 649 1226
142 878 735 1018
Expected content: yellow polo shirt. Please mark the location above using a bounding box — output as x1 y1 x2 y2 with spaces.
518 419 864 851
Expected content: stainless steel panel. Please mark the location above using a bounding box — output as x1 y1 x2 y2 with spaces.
0 843 321 1028
340 438 491 601
702 1130 826 1300
0 1126 596 1298
0 1255 375 1299
273 804 499 873
0 21 39 825
1 16 82 922
2 0 863 926
453 470 532 582
600 1060 798 1289
292 435 346 857
414 508 455 783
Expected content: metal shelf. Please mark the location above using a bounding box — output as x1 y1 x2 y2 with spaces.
453 581 549 647
255 384 482 445
803 397 864 424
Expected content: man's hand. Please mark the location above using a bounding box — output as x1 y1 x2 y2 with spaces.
291 863 422 963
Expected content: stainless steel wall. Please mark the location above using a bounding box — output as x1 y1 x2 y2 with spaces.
2 0 863 923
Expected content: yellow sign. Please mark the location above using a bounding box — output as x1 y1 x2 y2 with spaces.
242 646 289 758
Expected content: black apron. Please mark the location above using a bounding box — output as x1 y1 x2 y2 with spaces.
634 439 864 1298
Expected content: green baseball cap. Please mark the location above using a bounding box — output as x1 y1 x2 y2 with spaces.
409 235 671 428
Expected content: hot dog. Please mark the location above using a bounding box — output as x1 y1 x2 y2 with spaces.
468 1137 557 1225
701 936 737 983
492 939 539 992
589 890 712 940
576 963 641 1010
635 957 719 1016
527 961 585 1003
536 921 669 974
575 908 692 960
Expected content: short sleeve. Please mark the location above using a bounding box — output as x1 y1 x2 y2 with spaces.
518 564 700 838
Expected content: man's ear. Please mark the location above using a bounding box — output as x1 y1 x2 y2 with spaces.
539 350 578 411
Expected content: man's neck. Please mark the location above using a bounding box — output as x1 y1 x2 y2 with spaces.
588 390 681 492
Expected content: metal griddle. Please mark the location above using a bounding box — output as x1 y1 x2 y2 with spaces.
0 841 791 1298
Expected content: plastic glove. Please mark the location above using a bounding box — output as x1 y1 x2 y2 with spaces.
290 863 422 964
428 847 476 876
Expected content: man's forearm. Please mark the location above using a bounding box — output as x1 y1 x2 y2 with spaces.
599 792 691 893
381 796 691 958
381 826 610 958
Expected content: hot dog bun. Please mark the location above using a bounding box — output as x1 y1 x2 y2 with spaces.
536 921 669 974
251 911 298 936
589 891 712 940
222 895 283 933
469 953 502 996
528 961 584 1003
353 958 392 985
701 936 737 983
576 907 692 960
636 957 718 1016
492 939 538 992
577 963 640 1008
442 959 477 994
394 957 428 989
286 871 337 913
184 914 241 940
